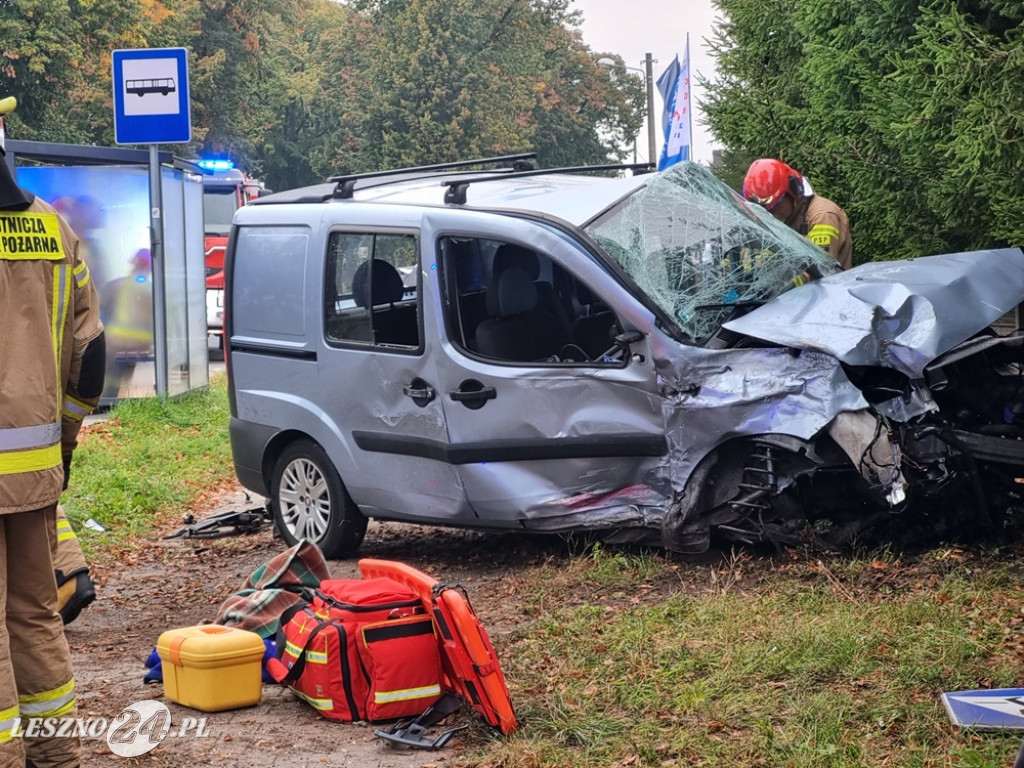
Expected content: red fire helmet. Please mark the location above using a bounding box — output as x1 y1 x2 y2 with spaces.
742 158 803 210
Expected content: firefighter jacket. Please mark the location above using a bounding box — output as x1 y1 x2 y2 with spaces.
0 196 104 514
101 273 154 355
789 194 852 270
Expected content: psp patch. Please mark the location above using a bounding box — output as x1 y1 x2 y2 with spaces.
0 212 66 260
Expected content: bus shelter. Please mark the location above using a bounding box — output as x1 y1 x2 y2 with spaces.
4 140 207 403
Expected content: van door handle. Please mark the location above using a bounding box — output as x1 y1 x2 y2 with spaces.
449 380 497 410
402 378 435 407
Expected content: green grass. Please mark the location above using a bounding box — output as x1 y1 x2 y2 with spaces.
52 379 1024 766
61 374 234 559
477 547 1024 768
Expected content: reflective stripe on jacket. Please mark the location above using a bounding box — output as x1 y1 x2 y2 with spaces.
0 198 103 513
0 703 18 744
797 194 853 270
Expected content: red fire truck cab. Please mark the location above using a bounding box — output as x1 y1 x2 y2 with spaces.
200 160 266 344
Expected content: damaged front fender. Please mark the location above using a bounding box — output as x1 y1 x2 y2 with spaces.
653 341 869 483
653 340 906 552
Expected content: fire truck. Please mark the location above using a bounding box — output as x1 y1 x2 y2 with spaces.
199 160 267 345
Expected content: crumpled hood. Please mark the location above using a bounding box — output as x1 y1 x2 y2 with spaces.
723 248 1024 378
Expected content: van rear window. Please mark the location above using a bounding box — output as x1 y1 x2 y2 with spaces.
233 226 310 339
325 231 420 349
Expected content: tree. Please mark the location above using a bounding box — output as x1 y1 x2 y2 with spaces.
703 0 1024 263
3 0 646 192
190 0 294 169
887 2 1024 249
528 33 646 168
314 0 643 174
0 0 187 144
300 1 377 180
241 1 326 190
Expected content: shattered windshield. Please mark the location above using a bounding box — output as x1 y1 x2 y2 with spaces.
584 162 839 343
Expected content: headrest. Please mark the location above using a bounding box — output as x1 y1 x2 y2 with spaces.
486 266 538 318
492 243 540 280
351 259 404 308
575 281 596 306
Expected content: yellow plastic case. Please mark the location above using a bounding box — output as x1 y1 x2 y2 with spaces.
156 625 265 712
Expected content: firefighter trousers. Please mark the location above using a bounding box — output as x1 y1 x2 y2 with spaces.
0 506 80 768
54 505 88 582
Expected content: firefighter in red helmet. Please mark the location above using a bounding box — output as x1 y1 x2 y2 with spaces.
742 158 852 270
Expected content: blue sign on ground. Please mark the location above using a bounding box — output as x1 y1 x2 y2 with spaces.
942 688 1024 730
112 48 191 145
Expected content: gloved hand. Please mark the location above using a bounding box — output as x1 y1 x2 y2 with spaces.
791 263 823 287
62 452 72 491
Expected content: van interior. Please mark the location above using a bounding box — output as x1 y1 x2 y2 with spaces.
323 231 622 364
439 236 621 364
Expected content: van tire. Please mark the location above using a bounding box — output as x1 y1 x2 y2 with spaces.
270 439 367 559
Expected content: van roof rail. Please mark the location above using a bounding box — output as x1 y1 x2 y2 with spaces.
329 153 537 200
441 162 655 205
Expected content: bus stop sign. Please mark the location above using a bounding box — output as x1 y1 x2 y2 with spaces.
112 48 191 145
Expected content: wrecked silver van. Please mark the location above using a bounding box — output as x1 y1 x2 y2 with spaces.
225 157 1024 558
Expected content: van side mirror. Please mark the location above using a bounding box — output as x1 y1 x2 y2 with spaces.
614 330 644 347
601 329 645 362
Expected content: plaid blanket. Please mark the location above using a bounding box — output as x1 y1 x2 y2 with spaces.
213 539 329 638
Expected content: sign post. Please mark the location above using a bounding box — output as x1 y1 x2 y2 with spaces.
111 48 191 399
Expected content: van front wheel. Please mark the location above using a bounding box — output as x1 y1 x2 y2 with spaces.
270 439 367 559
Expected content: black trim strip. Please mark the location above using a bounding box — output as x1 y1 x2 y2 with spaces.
463 679 484 707
274 602 311 666
433 607 455 641
952 429 1024 466
333 623 362 720
352 431 667 464
363 618 434 644
317 591 422 614
279 614 330 685
230 342 317 361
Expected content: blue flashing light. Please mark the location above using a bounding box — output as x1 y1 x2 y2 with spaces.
197 159 235 172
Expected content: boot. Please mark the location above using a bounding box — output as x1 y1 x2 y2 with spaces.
56 568 96 625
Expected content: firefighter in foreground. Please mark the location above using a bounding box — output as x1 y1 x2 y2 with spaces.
742 158 853 270
0 95 105 768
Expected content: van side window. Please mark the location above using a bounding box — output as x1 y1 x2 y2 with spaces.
438 236 622 365
325 232 420 349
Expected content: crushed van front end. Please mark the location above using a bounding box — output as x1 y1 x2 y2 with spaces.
585 164 1024 552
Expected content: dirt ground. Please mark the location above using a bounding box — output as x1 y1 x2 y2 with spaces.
69 483 558 768
69 480 1023 768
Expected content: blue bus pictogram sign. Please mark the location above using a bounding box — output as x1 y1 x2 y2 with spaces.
112 48 191 144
